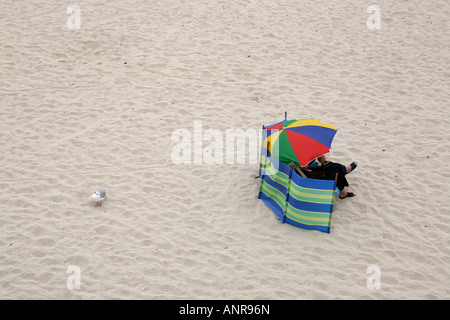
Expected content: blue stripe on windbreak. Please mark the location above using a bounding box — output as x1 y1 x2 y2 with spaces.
263 174 288 196
290 172 336 190
284 217 330 233
288 196 333 214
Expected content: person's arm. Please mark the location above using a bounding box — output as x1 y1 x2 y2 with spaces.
317 155 327 164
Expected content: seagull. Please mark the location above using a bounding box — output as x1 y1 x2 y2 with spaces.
91 189 106 207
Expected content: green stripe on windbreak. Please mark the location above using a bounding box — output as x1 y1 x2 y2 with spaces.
261 162 287 179
261 189 284 211
286 203 331 219
263 170 289 189
289 191 334 204
261 180 286 209
289 186 334 199
285 205 331 227
289 180 335 196
285 213 331 227
261 179 286 203
261 158 289 187
289 186 334 202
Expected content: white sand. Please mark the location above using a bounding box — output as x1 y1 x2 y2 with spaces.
0 0 449 299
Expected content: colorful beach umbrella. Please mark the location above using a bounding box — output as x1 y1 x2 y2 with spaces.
263 118 337 167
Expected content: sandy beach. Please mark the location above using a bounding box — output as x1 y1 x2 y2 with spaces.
0 0 449 299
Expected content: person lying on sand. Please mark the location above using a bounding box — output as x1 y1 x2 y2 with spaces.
299 155 357 199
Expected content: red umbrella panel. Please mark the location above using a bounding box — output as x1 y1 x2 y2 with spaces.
263 119 337 167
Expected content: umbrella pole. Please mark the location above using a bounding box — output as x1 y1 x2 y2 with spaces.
257 128 267 198
290 161 307 179
334 173 339 196
255 125 266 179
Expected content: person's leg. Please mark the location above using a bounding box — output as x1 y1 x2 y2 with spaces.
326 162 355 199
321 162 356 199
326 163 349 190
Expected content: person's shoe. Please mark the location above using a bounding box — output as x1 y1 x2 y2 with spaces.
348 161 358 173
339 192 356 199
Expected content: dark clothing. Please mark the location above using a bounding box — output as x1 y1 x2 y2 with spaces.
302 162 349 191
